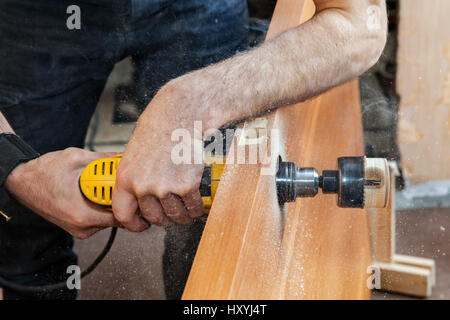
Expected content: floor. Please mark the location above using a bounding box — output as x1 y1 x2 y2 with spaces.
73 207 449 300
371 208 449 300
75 225 167 299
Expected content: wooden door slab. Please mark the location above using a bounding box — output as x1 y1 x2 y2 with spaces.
182 0 372 300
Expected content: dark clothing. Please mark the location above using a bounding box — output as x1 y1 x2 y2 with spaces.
0 0 248 299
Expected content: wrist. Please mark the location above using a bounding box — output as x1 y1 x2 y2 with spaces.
165 71 231 133
0 133 39 195
4 161 28 194
0 134 39 216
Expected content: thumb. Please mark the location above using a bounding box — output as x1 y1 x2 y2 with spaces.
75 150 122 170
86 151 122 161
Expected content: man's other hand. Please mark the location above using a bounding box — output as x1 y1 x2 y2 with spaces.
5 148 121 239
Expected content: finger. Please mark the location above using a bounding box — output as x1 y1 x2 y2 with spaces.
84 227 104 238
71 227 104 240
77 182 124 228
84 206 123 228
72 150 121 172
86 151 121 162
138 195 172 227
99 152 121 157
160 194 192 225
112 187 150 232
76 149 120 164
182 190 205 219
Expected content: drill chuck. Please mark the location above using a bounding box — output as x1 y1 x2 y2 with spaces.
276 162 319 204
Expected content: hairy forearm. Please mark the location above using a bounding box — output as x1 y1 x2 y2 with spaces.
0 112 14 133
176 0 387 131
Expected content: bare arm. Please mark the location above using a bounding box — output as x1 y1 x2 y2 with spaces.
171 0 388 131
113 0 388 231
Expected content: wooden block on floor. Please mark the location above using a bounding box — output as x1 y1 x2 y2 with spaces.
375 262 433 298
393 254 436 286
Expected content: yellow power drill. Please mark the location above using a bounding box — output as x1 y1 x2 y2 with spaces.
79 154 225 213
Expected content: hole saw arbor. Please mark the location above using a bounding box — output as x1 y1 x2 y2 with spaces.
182 0 435 299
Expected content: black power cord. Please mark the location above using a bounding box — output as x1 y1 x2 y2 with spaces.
0 227 117 293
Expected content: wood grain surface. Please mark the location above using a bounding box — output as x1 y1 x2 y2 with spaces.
182 0 372 300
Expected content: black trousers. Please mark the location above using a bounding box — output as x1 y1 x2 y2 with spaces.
0 0 248 299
